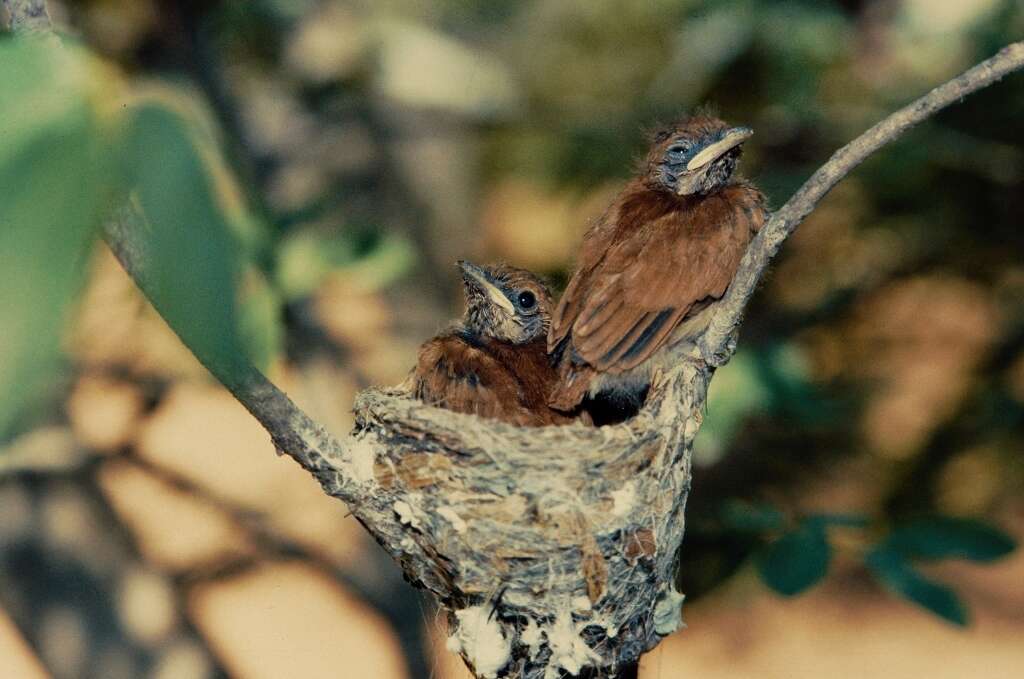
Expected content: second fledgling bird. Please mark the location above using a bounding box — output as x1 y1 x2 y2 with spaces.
410 261 585 427
548 114 767 414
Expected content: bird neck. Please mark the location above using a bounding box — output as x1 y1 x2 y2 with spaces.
616 182 691 228
461 332 546 367
455 326 487 349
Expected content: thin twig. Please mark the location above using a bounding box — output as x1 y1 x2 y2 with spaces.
103 205 357 502
700 40 1024 364
2 0 51 33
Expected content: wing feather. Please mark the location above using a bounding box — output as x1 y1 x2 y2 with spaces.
414 335 525 420
415 333 579 425
558 187 764 375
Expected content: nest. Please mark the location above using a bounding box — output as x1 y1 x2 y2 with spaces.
334 360 711 678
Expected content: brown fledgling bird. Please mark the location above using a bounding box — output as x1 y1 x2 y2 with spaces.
410 261 585 426
548 115 767 413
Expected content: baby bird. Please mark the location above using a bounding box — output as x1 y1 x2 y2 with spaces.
548 114 767 413
411 261 585 426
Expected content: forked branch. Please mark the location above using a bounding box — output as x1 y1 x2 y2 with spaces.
6 4 1024 677
699 40 1024 362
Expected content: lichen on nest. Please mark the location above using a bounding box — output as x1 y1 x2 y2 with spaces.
341 361 706 676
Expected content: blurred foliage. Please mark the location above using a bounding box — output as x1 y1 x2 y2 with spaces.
3 1 1024 676
885 515 1017 563
120 103 250 376
275 228 414 300
696 343 827 463
0 38 116 439
755 520 832 597
865 545 970 626
863 515 1016 625
723 500 1016 624
0 35 295 436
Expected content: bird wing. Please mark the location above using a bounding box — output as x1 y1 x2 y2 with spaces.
413 333 545 425
548 222 613 354
566 193 761 373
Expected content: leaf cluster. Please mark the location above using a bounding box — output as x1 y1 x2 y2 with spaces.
722 501 1016 626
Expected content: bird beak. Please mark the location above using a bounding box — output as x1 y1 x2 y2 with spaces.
685 126 753 172
457 260 515 313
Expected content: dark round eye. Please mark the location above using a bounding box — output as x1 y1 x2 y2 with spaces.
667 141 691 156
517 291 536 309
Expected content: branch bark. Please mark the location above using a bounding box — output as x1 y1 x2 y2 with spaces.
699 40 1024 363
103 205 369 503
2 0 51 34
6 4 1024 676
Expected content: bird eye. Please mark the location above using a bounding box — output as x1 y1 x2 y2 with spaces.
666 141 691 162
517 291 536 309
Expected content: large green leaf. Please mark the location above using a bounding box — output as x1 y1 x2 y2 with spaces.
0 38 114 439
887 516 1016 563
756 522 831 597
238 267 284 371
125 83 272 258
119 104 251 381
865 546 969 626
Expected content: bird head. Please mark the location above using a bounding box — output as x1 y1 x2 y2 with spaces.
457 260 552 344
646 115 753 196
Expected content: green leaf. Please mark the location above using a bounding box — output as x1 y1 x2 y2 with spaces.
238 268 284 371
0 39 93 156
131 83 271 257
0 38 115 439
275 228 414 301
119 103 250 381
721 501 785 533
865 546 969 626
888 516 1016 563
756 522 831 596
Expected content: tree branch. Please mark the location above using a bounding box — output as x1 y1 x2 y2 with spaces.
700 40 1024 364
7 3 1024 676
1 0 51 34
102 206 366 507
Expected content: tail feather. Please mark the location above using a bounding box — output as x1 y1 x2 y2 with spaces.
548 360 594 412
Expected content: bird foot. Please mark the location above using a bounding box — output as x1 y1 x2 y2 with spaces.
699 332 738 368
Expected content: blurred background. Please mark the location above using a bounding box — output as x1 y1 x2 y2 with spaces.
2 0 1024 677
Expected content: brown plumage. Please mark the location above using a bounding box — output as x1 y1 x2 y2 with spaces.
411 261 586 426
548 115 767 412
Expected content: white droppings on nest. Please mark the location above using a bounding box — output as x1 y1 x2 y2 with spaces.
683 412 702 440
392 500 422 530
593 611 619 639
450 605 511 679
346 361 707 675
437 506 468 533
520 617 543 659
610 481 636 517
445 632 463 654
345 432 378 484
571 595 592 612
653 586 686 636
545 609 601 678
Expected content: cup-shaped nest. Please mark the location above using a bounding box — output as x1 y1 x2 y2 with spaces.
343 361 708 676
